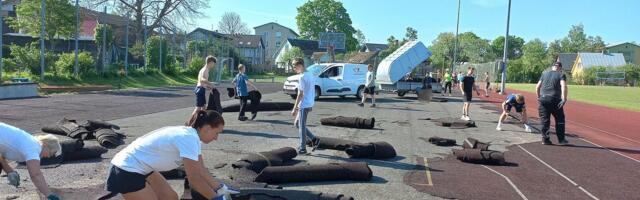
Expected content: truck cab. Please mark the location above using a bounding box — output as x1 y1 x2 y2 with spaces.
283 63 368 100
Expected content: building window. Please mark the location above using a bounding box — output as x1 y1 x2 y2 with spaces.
276 41 281 47
276 32 282 38
247 42 251 45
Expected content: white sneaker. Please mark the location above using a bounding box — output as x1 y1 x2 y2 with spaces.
524 125 533 133
496 125 502 131
464 116 471 121
460 115 466 120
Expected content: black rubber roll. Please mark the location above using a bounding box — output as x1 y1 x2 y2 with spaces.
95 128 124 148
254 162 373 184
59 139 84 155
206 88 223 114
84 119 121 131
306 136 359 151
320 116 375 129
453 149 505 165
428 136 457 146
345 142 397 159
231 147 298 173
223 102 294 112
63 146 108 161
462 138 490 151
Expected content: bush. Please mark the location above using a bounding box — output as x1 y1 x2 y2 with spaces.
145 36 168 71
184 58 204 76
7 43 57 76
55 52 95 75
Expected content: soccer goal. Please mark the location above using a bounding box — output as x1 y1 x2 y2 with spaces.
595 71 626 86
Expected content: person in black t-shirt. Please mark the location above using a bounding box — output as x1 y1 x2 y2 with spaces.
459 67 481 121
536 62 569 145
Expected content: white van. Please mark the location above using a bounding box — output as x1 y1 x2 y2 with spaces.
283 63 369 100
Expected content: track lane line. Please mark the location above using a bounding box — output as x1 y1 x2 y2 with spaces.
482 165 528 200
517 145 600 200
579 138 640 164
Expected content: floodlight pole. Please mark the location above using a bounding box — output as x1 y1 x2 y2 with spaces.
451 0 461 73
500 0 512 95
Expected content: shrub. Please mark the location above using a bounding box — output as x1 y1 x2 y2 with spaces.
184 58 204 76
55 52 95 75
7 43 57 76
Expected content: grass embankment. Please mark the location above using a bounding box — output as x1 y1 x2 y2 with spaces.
507 83 640 112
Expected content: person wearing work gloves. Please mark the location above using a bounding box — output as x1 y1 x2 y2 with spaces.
536 62 569 145
232 64 259 121
0 122 62 200
358 64 376 107
496 94 533 132
106 110 239 200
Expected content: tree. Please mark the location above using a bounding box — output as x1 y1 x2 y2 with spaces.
8 0 75 50
558 24 606 53
491 35 525 60
458 32 493 63
145 36 168 70
429 32 455 69
354 29 367 50
379 35 401 60
520 39 548 83
91 0 209 42
296 0 357 51
95 24 114 72
218 12 251 35
280 47 304 72
404 27 418 41
129 41 145 60
546 39 562 64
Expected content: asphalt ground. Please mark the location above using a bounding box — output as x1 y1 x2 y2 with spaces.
1 87 638 200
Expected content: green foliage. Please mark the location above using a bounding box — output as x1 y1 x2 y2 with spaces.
491 35 525 59
575 66 607 85
129 41 145 60
7 0 75 43
573 64 640 86
185 58 205 76
428 32 455 70
7 43 57 76
354 29 367 50
54 52 95 75
620 64 640 85
520 39 548 83
145 36 169 71
296 0 357 51
280 47 305 68
457 32 493 63
404 27 418 41
95 24 114 49
379 36 401 60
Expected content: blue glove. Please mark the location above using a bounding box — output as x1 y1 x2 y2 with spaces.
47 194 61 200
211 195 227 200
217 183 240 194
557 99 566 109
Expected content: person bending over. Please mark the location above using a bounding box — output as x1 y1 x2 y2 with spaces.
496 94 533 132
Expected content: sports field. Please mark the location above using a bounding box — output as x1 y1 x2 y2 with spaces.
507 83 640 112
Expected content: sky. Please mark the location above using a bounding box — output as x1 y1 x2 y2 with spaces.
192 0 639 46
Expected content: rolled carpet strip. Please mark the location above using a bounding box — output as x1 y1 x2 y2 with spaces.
462 138 490 151
432 117 476 128
427 136 457 146
95 128 125 148
345 142 397 159
84 119 121 131
306 136 359 151
227 87 236 98
206 88 223 114
62 145 108 161
59 139 84 155
223 102 294 112
254 162 373 184
41 118 92 139
320 116 376 129
452 149 505 165
186 184 353 200
231 147 298 173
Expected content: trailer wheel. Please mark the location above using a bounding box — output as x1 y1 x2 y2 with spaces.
397 91 406 97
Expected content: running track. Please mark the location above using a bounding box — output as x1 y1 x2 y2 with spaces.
479 88 640 161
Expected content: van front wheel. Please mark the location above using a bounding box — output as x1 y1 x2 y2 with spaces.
315 87 321 100
355 86 364 99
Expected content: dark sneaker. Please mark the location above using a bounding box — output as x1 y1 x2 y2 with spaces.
558 139 569 145
542 139 553 145
238 116 248 121
357 103 364 107
298 149 308 155
311 138 321 152
370 104 376 108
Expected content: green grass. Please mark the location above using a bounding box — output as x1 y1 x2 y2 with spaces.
507 83 640 112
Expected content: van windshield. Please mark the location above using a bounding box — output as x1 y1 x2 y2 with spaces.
306 64 326 76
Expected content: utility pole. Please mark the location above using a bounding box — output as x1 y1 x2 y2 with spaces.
125 12 130 76
102 6 107 73
144 16 148 71
39 0 46 80
73 0 79 76
451 0 461 74
500 0 512 95
0 0 3 82
159 29 162 72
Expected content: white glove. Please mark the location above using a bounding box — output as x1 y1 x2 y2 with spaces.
7 171 20 187
524 124 533 133
217 183 240 195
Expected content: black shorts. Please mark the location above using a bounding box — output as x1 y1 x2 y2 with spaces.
106 166 152 194
194 86 206 107
463 92 473 102
506 104 524 113
485 82 490 89
364 86 375 95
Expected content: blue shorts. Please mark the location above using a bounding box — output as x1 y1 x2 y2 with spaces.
194 86 206 107
505 104 524 113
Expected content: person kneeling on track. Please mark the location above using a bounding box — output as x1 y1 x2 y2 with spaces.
106 110 239 200
496 94 532 132
1 123 62 200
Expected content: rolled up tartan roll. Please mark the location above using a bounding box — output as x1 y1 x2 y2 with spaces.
432 117 476 128
453 149 505 165
320 116 375 129
462 137 490 150
84 119 120 131
254 162 373 184
345 141 397 159
306 136 359 151
428 136 457 146
231 147 298 173
95 128 125 148
63 145 107 161
59 139 84 155
206 88 223 114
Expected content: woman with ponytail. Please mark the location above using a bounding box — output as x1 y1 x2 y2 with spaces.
106 110 238 200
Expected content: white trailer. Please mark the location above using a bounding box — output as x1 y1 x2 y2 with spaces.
376 40 440 97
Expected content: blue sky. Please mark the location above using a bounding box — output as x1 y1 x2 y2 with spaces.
192 0 639 46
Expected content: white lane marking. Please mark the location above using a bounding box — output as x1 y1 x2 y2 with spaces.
482 165 529 200
579 138 640 164
517 145 600 200
567 119 640 145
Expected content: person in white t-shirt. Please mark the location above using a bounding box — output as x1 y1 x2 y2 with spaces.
0 122 62 200
358 64 376 107
291 58 320 155
106 110 238 200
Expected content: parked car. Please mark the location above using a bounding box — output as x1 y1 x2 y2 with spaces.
283 63 368 100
